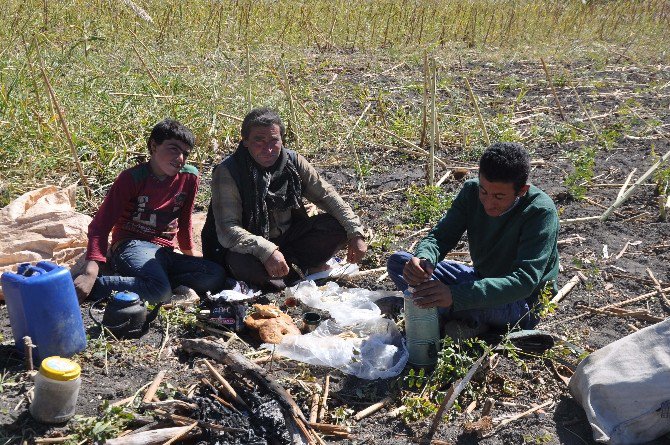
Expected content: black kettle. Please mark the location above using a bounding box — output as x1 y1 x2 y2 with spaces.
90 292 161 338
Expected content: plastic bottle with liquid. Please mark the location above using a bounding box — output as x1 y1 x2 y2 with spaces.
403 287 441 366
30 356 81 423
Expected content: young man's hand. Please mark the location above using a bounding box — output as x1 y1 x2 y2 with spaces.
412 279 453 309
402 256 434 286
73 260 100 303
346 236 367 264
263 249 290 278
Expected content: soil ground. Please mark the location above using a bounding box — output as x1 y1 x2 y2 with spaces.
1 54 670 445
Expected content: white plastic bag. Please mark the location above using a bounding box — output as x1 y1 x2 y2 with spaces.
286 281 398 327
569 318 670 444
264 282 408 379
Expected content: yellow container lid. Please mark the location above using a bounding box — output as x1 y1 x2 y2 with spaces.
40 356 81 381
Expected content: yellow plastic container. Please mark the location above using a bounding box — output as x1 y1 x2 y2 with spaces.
30 356 81 423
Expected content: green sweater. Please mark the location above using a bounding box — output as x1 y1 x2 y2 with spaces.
414 179 559 312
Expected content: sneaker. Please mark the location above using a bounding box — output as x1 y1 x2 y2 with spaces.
441 319 489 342
172 285 200 308
375 296 404 318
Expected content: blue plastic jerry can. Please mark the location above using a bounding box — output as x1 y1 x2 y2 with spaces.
1 261 87 362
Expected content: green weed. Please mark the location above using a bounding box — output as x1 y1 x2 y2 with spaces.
563 146 596 200
402 337 488 422
332 406 354 425
533 281 557 318
67 401 134 444
406 185 454 225
651 146 670 195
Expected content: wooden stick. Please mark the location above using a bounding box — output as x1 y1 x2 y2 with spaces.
38 56 92 199
143 370 166 403
601 147 670 220
309 393 320 423
421 350 489 444
646 268 670 311
308 422 351 435
161 422 198 445
111 382 153 408
374 125 447 167
208 391 242 414
551 275 580 304
339 266 386 280
617 168 637 200
540 58 566 120
420 52 429 148
35 438 74 444
428 56 437 186
279 58 300 149
464 76 490 146
353 397 393 421
317 374 330 422
106 426 197 445
575 304 663 323
484 400 553 437
546 286 670 326
203 359 249 410
435 170 452 187
343 103 372 193
23 336 35 371
181 339 317 445
559 215 600 224
141 400 197 411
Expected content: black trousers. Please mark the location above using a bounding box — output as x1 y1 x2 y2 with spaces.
207 214 347 291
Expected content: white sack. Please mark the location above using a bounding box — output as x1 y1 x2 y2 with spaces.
0 186 91 298
569 318 670 444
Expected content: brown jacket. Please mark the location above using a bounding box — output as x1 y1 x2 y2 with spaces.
210 153 364 262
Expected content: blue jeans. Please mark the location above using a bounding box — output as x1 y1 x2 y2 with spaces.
94 240 226 303
387 251 535 330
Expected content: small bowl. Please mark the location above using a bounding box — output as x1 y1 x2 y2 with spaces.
302 312 321 333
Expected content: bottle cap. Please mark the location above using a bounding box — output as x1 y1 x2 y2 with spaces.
40 356 81 381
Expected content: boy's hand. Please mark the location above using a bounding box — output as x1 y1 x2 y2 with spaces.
73 260 100 303
412 279 453 308
346 236 367 264
181 249 199 256
264 249 290 278
402 256 434 286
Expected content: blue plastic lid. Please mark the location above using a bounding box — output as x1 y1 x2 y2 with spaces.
113 292 140 303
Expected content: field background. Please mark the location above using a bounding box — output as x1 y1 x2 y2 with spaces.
1 0 669 211
1 1 670 444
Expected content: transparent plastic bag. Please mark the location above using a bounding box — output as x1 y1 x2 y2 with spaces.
264 283 408 379
286 281 399 327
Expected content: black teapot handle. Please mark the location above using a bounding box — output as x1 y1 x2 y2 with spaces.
89 295 131 335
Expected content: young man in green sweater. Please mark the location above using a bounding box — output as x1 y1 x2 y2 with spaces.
387 142 559 335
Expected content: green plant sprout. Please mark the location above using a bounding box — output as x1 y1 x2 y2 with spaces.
406 185 454 225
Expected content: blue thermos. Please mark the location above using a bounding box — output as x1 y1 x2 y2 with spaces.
1 261 87 362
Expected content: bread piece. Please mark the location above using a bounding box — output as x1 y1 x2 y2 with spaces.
244 304 300 344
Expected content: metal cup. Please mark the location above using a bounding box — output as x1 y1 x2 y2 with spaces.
302 312 321 333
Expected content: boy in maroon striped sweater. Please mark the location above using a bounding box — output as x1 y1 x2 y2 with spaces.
74 119 226 303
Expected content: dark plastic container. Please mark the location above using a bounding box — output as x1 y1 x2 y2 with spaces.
1 261 87 362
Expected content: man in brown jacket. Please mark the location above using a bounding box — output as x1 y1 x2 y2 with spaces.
202 108 367 291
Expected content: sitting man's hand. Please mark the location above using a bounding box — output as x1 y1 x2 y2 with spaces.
264 249 290 278
346 236 367 264
73 260 100 303
402 256 434 286
412 279 453 309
